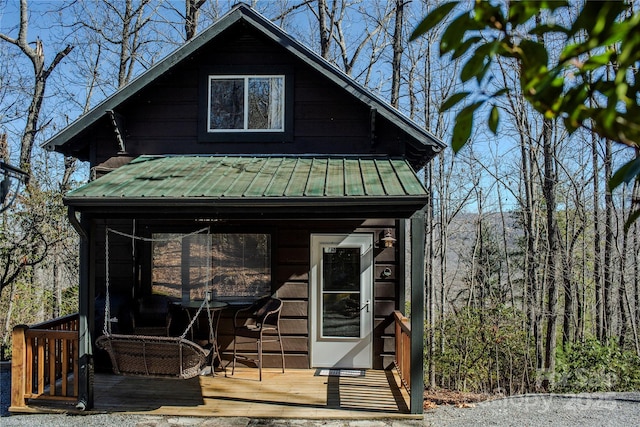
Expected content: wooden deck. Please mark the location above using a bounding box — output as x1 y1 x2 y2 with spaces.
16 367 414 419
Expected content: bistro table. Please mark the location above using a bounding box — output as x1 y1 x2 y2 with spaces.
179 299 228 371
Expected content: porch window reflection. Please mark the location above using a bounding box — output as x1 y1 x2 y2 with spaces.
208 75 284 132
151 233 271 301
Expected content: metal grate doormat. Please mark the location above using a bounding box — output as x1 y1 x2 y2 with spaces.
314 369 366 377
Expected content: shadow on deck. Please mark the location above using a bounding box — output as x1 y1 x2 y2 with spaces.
91 367 412 419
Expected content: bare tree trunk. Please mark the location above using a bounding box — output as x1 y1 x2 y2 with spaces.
497 183 516 308
0 0 72 176
317 0 333 60
425 161 436 389
542 115 559 391
604 137 614 340
185 0 206 40
635 218 640 346
578 233 586 342
390 0 404 108
592 125 604 341
619 222 629 348
519 117 543 374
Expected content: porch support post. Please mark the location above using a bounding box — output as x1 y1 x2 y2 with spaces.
410 211 425 414
398 219 406 311
76 213 94 410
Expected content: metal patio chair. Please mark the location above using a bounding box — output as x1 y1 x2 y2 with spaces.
230 296 285 381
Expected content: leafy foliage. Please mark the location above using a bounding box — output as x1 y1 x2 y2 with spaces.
555 338 640 392
429 306 534 394
410 1 640 226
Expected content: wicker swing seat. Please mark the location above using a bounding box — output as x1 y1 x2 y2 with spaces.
96 333 211 379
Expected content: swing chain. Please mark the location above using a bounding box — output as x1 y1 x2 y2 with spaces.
104 226 214 341
104 230 111 336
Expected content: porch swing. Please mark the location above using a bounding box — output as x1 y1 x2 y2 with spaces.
96 227 217 379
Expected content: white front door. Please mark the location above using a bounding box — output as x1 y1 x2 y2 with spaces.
310 233 373 368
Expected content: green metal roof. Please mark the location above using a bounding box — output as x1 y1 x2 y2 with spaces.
67 156 427 201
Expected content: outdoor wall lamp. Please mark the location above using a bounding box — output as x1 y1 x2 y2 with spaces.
380 229 396 248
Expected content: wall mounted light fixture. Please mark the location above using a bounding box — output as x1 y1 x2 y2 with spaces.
380 229 396 248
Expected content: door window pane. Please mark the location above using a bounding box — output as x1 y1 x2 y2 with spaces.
322 293 360 337
322 247 361 338
322 247 360 291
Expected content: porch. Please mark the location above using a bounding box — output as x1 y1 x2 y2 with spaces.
10 311 416 418
93 367 411 418
12 368 411 418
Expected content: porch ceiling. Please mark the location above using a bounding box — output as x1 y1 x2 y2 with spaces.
65 155 429 219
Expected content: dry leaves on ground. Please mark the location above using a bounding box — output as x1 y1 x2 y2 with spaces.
424 389 492 410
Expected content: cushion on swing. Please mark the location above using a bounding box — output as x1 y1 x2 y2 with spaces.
132 295 172 336
96 333 210 379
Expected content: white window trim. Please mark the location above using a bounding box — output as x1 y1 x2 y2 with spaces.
207 75 285 133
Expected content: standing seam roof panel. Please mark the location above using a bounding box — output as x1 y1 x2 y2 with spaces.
104 157 177 197
285 158 312 196
244 157 281 197
183 157 227 197
360 160 385 196
390 159 426 195
375 160 405 196
304 158 328 196
344 159 365 196
263 158 295 196
325 158 345 197
223 157 264 197
149 157 204 197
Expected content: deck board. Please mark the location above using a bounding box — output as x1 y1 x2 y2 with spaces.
12 368 413 418
91 367 412 419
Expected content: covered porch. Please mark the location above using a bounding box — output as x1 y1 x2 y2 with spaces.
10 154 426 416
93 367 411 418
10 313 416 418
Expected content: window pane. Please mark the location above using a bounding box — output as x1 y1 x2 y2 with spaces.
184 233 211 302
209 78 244 129
151 235 183 300
248 77 283 130
211 234 271 297
151 232 271 302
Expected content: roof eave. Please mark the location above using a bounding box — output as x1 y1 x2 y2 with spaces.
63 195 428 220
63 195 428 208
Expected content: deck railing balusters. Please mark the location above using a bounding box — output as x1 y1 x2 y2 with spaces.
393 310 411 391
10 313 80 410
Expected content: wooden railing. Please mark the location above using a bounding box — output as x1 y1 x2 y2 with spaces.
11 313 79 410
393 310 411 391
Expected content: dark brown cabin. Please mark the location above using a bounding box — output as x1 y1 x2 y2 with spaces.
36 4 443 415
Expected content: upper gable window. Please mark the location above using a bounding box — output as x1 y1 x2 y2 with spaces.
208 75 284 132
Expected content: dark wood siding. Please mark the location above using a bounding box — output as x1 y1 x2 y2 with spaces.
90 22 410 171
93 218 400 370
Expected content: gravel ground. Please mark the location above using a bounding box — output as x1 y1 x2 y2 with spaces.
423 392 640 426
3 365 640 426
